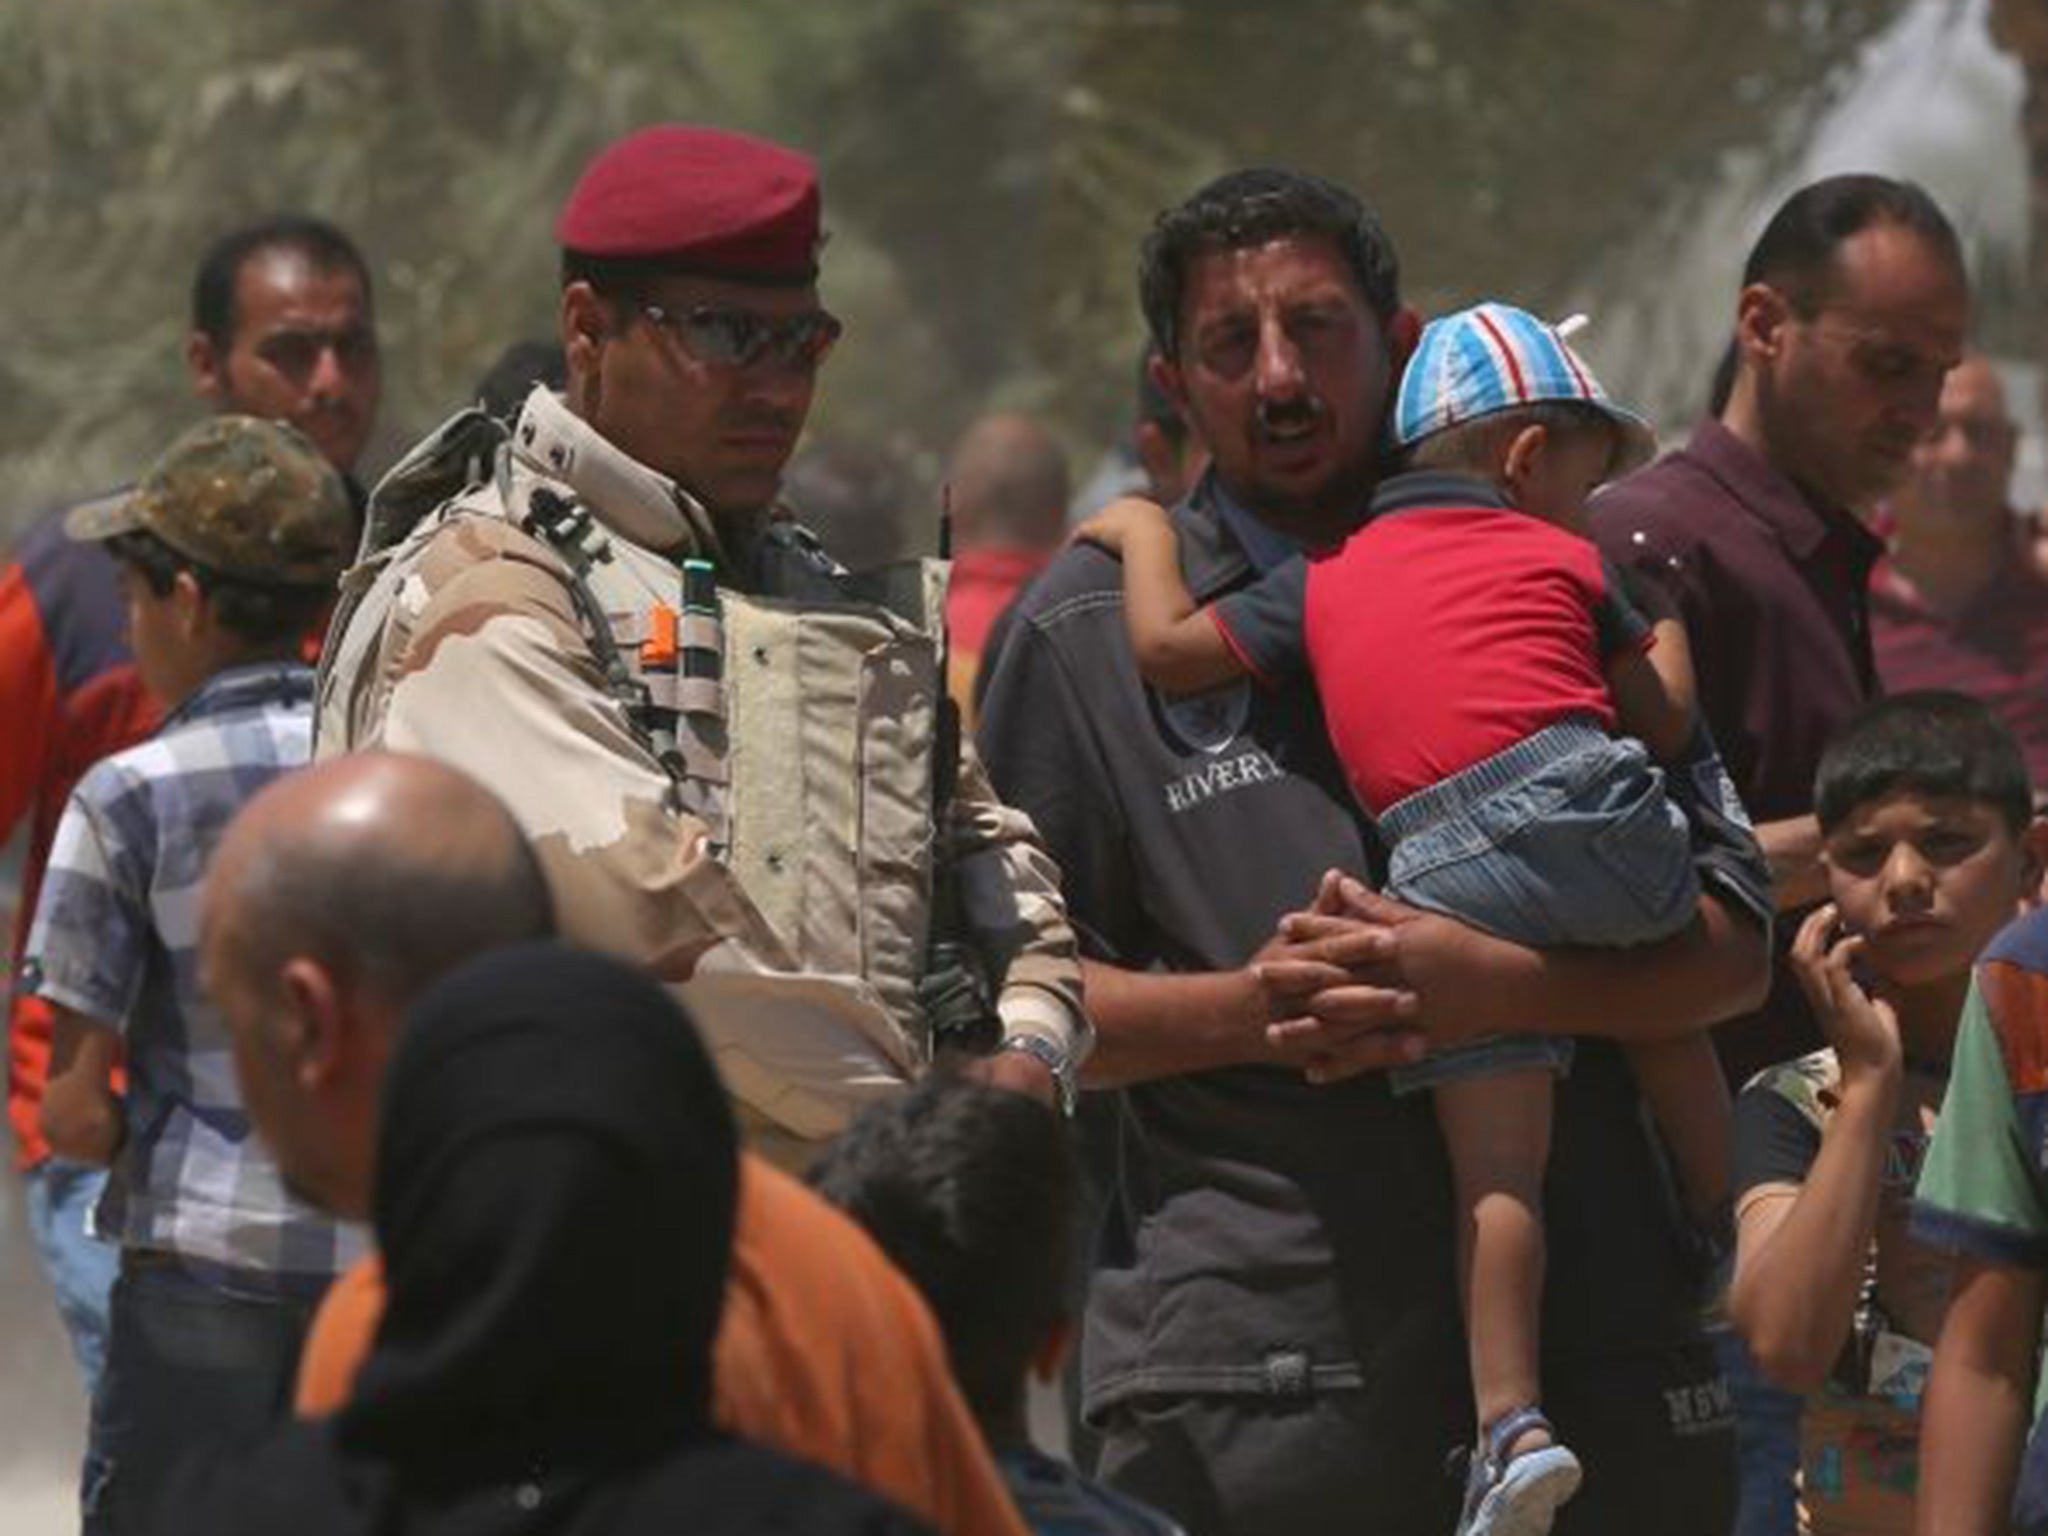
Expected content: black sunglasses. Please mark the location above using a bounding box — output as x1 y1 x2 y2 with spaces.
640 302 842 372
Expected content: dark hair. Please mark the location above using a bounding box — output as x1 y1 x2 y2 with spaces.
474 339 567 421
1404 400 1618 478
105 529 330 648
1814 690 2032 836
1705 338 1740 419
559 250 673 311
1139 167 1401 361
808 1078 1075 1432
191 214 373 352
1135 347 1186 445
559 248 813 305
1743 174 1962 317
781 436 914 570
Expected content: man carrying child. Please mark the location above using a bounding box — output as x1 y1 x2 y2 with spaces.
24 417 363 1535
1076 301 1732 1535
977 167 1772 1536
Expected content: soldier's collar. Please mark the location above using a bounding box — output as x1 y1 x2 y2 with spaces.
509 387 729 564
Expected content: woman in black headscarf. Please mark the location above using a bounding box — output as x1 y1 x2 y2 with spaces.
159 943 931 1535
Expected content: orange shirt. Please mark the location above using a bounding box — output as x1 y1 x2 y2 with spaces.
1 515 159 1167
296 1154 1027 1536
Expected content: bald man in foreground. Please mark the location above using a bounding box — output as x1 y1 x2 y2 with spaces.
200 752 1028 1536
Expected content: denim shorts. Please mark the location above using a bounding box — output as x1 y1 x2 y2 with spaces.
1383 718 1698 1095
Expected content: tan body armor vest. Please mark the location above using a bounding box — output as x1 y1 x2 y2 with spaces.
574 517 955 1076
320 408 956 1090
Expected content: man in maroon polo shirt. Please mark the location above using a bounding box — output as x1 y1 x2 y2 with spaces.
1592 172 1969 1536
1870 354 2048 788
1593 172 1969 1085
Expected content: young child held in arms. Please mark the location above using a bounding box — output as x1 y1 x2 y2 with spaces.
1076 302 1728 1536
1725 692 2040 1535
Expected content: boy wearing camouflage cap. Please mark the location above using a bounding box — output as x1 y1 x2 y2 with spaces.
25 415 363 1536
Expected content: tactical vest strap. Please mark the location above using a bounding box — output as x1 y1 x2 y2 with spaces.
521 489 638 697
358 407 507 562
649 675 724 716
497 482 968 1071
517 484 733 851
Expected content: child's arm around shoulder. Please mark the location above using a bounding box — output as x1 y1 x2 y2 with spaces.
1606 616 1698 763
1072 496 1250 695
1595 554 1696 763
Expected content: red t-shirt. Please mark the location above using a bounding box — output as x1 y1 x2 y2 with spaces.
1214 474 1647 814
946 546 1051 663
945 546 1051 729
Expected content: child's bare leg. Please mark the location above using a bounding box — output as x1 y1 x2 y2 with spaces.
1623 1034 1731 1225
1434 1068 1556 1445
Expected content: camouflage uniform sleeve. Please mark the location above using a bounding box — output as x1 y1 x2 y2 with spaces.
947 737 1091 1064
339 516 796 981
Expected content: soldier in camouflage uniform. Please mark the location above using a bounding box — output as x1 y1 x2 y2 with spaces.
316 124 1087 1164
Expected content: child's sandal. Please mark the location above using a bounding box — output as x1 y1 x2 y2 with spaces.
1451 1406 1583 1536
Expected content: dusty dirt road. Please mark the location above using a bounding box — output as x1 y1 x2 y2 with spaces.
0 1168 87 1534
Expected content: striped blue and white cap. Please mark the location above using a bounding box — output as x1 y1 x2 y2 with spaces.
1392 302 1656 475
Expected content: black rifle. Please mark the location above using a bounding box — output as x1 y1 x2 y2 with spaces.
918 497 1002 1055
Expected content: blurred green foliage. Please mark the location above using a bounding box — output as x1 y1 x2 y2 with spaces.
1 0 1897 533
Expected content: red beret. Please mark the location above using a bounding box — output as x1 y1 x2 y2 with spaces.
556 124 822 282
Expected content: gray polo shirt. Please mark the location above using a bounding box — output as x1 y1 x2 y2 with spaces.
977 470 1769 1433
